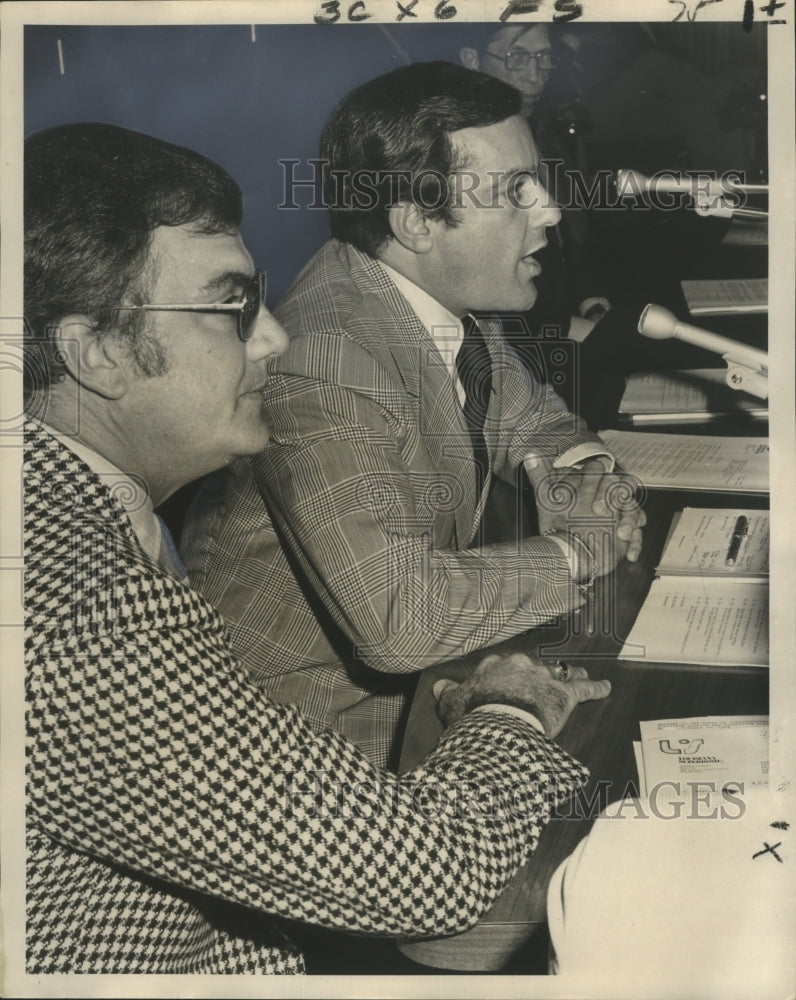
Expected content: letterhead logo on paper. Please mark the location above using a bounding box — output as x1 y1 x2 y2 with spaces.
659 738 706 755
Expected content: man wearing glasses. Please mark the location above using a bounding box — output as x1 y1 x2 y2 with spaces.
459 22 558 120
22 121 612 975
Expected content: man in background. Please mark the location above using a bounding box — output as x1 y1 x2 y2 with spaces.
183 63 644 768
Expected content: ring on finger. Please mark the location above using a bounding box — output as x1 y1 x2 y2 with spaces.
553 660 570 681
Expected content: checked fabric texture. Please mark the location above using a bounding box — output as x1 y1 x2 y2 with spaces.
183 239 602 765
24 419 589 974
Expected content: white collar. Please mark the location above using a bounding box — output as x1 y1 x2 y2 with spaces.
41 423 161 565
378 261 466 402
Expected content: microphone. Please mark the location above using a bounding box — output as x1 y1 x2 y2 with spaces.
638 304 768 399
616 169 768 196
615 170 768 218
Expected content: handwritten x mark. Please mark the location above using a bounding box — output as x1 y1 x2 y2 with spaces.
752 841 783 862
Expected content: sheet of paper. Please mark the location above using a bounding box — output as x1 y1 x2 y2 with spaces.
621 577 769 667
638 716 768 794
633 741 648 799
681 278 768 315
619 369 767 417
657 508 769 577
599 430 769 492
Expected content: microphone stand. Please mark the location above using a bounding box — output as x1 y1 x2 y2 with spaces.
638 304 768 401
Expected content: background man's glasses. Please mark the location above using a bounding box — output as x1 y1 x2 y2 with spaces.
484 49 558 72
116 272 267 342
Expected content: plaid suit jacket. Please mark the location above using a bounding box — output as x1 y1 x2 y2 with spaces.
23 419 589 974
183 240 607 766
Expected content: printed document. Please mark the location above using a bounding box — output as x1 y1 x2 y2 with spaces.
599 430 769 492
635 716 768 798
657 508 769 578
618 369 767 424
621 577 768 667
681 278 768 315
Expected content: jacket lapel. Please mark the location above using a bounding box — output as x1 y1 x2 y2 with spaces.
356 251 482 547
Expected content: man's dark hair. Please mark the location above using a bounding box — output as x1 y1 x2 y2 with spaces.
321 61 521 258
24 123 243 395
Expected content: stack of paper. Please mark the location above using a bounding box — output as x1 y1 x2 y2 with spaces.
681 278 768 316
633 716 769 799
618 369 768 426
720 220 768 247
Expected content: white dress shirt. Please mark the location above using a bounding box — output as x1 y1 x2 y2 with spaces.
380 261 468 406
42 424 187 582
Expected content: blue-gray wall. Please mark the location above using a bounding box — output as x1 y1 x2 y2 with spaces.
24 24 463 304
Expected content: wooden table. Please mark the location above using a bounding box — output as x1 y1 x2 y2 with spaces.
397 487 769 972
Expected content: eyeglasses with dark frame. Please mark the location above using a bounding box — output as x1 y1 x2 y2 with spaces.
484 48 558 72
115 271 267 343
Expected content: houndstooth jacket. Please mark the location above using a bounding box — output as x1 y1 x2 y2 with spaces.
24 418 589 975
183 239 608 766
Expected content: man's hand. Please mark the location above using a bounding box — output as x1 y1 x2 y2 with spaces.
526 457 646 577
433 652 611 738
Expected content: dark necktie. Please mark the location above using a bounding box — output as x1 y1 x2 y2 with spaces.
455 316 493 493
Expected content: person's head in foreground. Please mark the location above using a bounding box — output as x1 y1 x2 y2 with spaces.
25 122 288 506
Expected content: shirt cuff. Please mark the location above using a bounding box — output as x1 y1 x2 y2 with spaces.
472 703 546 734
554 442 615 473
545 532 578 578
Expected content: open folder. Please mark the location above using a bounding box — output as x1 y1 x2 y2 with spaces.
620 508 769 669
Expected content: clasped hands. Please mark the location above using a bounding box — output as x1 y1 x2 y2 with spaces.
434 652 611 738
525 456 646 581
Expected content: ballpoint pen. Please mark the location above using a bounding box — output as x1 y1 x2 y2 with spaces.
725 515 749 567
